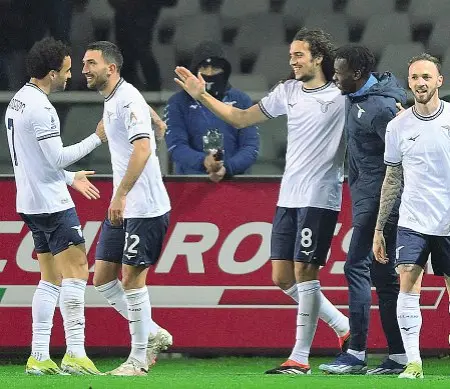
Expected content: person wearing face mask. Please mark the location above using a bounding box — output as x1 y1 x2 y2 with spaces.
165 41 259 181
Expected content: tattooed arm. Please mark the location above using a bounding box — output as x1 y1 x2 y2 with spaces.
373 165 403 263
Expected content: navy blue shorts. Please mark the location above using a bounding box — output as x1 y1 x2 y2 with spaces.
270 206 339 265
20 207 85 256
396 226 450 276
95 212 170 267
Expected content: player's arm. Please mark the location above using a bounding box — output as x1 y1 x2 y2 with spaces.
64 170 100 200
148 104 166 140
174 66 268 128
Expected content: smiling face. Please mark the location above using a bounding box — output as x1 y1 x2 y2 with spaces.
333 58 358 94
408 60 443 105
82 49 111 91
50 56 71 92
289 40 322 83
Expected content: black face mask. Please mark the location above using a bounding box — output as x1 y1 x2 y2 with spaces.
201 72 228 101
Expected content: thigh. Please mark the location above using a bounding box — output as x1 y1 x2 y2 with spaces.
32 208 85 256
430 236 450 277
123 212 170 267
37 252 61 285
19 213 50 254
293 207 338 266
95 218 125 263
396 227 430 269
270 207 296 260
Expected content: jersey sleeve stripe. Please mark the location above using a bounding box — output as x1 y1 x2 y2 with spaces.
129 133 150 143
37 133 60 141
384 160 402 166
258 101 274 119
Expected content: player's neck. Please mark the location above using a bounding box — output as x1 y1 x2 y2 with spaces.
302 73 328 89
99 74 121 97
414 95 441 116
29 78 50 95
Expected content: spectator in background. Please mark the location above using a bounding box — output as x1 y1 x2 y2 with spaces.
108 0 174 91
165 41 259 181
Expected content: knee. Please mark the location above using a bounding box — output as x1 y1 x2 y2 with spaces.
272 275 295 291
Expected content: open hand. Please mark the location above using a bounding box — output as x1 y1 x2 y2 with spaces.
174 66 207 100
72 170 100 200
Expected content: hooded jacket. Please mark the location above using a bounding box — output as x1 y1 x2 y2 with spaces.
165 42 259 175
346 72 406 227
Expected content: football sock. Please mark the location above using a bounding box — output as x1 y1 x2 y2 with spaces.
397 292 422 364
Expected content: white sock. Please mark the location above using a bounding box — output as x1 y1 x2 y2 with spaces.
283 285 349 337
60 278 87 358
389 353 408 365
95 279 128 319
288 280 321 366
348 349 366 361
397 292 422 364
125 287 157 364
31 281 60 361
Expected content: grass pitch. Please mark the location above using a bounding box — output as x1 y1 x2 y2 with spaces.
0 356 448 389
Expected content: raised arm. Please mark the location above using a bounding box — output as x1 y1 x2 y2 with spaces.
174 66 268 129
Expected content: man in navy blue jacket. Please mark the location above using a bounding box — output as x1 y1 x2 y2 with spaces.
165 41 259 181
320 45 407 375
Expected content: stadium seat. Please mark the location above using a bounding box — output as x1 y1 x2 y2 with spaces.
252 45 291 89
303 13 349 47
61 104 104 169
360 14 412 57
408 0 450 27
233 13 285 61
86 0 114 31
377 42 425 88
173 14 222 61
427 17 450 58
439 48 450 79
229 74 269 92
344 0 396 27
153 44 177 91
282 0 334 30
221 0 271 29
156 0 201 32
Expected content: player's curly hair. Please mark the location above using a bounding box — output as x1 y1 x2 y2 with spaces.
408 53 441 75
86 41 123 73
335 45 376 79
26 37 71 79
292 28 336 81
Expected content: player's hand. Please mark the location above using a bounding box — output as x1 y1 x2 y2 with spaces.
204 152 223 173
72 170 100 200
395 102 406 117
154 119 167 141
373 230 389 264
209 166 226 183
96 119 108 143
174 66 207 100
108 195 125 226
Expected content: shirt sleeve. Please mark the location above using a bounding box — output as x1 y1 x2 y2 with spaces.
384 121 402 166
64 170 75 186
33 105 60 141
371 105 396 141
258 82 287 119
122 100 152 143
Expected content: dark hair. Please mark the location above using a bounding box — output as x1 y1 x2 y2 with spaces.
292 28 336 81
408 53 441 75
26 37 71 79
86 41 123 72
335 45 376 79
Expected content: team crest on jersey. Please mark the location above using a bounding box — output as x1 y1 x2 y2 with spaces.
312 97 334 113
106 111 114 123
129 111 138 126
441 125 450 138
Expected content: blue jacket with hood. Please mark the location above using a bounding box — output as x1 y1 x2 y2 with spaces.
346 72 406 227
165 42 259 175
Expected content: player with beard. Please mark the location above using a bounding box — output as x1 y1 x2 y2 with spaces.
174 28 350 375
82 41 172 376
5 37 106 375
373 53 450 379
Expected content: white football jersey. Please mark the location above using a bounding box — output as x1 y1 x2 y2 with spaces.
259 80 346 210
103 79 171 218
5 83 74 214
385 100 450 235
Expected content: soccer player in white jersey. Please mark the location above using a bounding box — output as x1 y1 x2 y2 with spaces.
174 28 349 374
82 41 172 376
4 37 106 375
373 53 450 379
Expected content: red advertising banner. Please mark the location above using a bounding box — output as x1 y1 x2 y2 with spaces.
0 177 448 352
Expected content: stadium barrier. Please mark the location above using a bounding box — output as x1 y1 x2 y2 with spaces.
0 176 447 353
